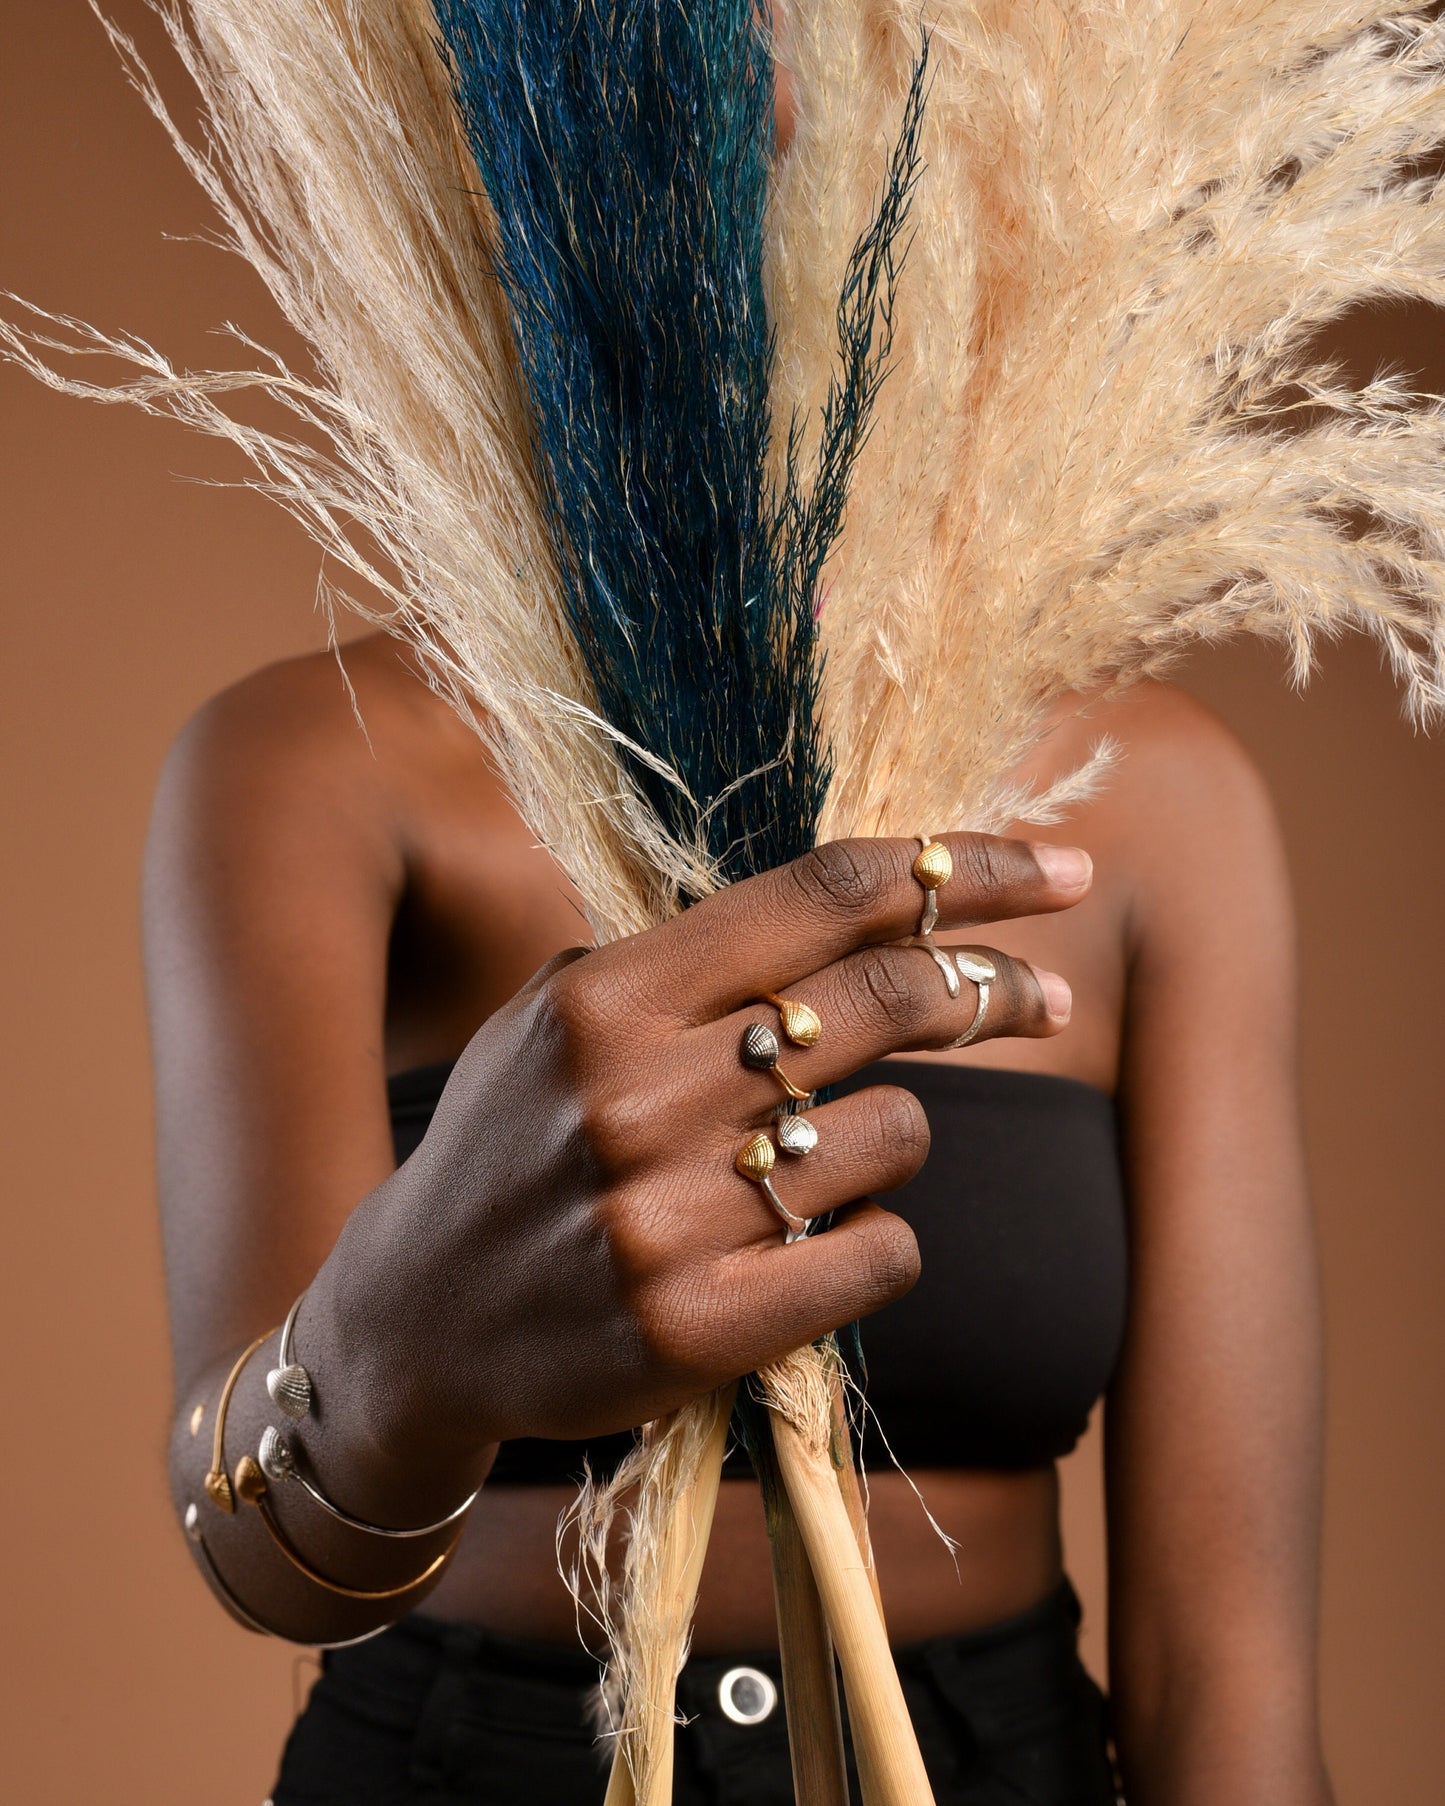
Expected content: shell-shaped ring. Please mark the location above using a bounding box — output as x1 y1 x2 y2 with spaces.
735 1133 808 1241
911 836 953 939
949 951 997 1048
758 990 823 1049
740 1023 811 1102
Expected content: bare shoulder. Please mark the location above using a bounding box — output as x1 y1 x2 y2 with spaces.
1063 680 1295 976
146 632 490 893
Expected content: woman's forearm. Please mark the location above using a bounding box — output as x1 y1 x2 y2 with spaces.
1115 1676 1333 1806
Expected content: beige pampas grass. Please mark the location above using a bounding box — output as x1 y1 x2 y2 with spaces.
2 0 708 938
770 0 1445 847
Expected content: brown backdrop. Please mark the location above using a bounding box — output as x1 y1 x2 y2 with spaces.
3 6 1442 1802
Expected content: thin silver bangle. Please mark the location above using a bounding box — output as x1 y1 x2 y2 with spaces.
257 1425 480 1540
184 1502 388 1648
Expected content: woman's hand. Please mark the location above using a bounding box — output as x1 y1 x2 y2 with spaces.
307 832 1090 1521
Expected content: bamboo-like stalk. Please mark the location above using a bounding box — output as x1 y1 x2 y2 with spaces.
751 1423 850 1806
770 1408 934 1806
603 1385 734 1806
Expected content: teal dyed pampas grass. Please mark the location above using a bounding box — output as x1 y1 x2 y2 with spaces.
435 0 821 882
435 0 925 893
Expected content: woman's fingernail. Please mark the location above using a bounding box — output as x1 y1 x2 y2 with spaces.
1034 967 1073 1022
1032 844 1093 893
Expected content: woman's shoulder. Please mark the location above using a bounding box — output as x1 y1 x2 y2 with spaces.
1057 679 1293 965
143 634 517 940
1038 679 1282 860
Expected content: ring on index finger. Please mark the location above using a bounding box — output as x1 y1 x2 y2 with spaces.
911 836 953 938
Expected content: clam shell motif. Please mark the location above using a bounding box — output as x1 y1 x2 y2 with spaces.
777 999 822 1048
735 1133 777 1181
267 1362 313 1420
259 1425 296 1484
912 840 953 890
204 1467 236 1514
776 1114 819 1156
740 1023 781 1071
234 1454 268 1506
955 951 997 985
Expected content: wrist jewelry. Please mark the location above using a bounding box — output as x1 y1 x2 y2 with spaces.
233 1456 461 1600
257 1425 479 1540
204 1330 272 1514
181 1502 389 1648
267 1294 314 1420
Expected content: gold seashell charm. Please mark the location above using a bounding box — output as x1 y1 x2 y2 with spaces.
204 1467 235 1515
912 839 953 891
735 1133 777 1182
763 993 822 1048
234 1455 268 1507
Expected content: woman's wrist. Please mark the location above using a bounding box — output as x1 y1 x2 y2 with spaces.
294 1236 501 1533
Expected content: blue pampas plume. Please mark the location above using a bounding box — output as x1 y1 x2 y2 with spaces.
434 0 926 890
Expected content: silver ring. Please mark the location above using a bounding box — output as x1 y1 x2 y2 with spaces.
775 1110 819 1156
948 952 996 1047
736 1133 808 1241
910 935 960 999
761 1176 808 1242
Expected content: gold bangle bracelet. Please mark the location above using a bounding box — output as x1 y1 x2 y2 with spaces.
236 1457 460 1601
204 1330 272 1514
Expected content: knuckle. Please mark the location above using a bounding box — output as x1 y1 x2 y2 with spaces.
535 961 605 1045
575 1086 653 1176
854 1213 921 1305
856 946 929 1034
790 839 882 917
853 1085 929 1167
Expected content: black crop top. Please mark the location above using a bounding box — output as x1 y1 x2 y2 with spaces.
387 1058 1129 1480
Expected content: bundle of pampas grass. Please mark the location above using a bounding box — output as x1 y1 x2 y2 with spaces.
7 2 1445 1803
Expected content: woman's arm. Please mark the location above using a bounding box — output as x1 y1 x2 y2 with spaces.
148 648 1090 1642
1106 691 1331 1803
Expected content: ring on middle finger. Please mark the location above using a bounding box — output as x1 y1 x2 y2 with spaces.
948 951 997 1048
740 1023 811 1102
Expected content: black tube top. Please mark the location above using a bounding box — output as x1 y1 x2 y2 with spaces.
387 1059 1129 1481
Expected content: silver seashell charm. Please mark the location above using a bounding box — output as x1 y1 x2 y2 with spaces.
266 1362 313 1420
776 1114 819 1156
740 1023 781 1071
259 1424 296 1484
184 1501 202 1542
955 951 997 985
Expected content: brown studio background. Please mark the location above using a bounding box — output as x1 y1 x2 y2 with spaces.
2 5 1442 1801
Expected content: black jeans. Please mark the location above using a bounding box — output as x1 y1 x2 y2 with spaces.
271 1580 1118 1805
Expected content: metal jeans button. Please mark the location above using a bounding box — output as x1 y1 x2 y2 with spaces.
717 1664 778 1725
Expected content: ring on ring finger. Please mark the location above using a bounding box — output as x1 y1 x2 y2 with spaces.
735 1133 808 1240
